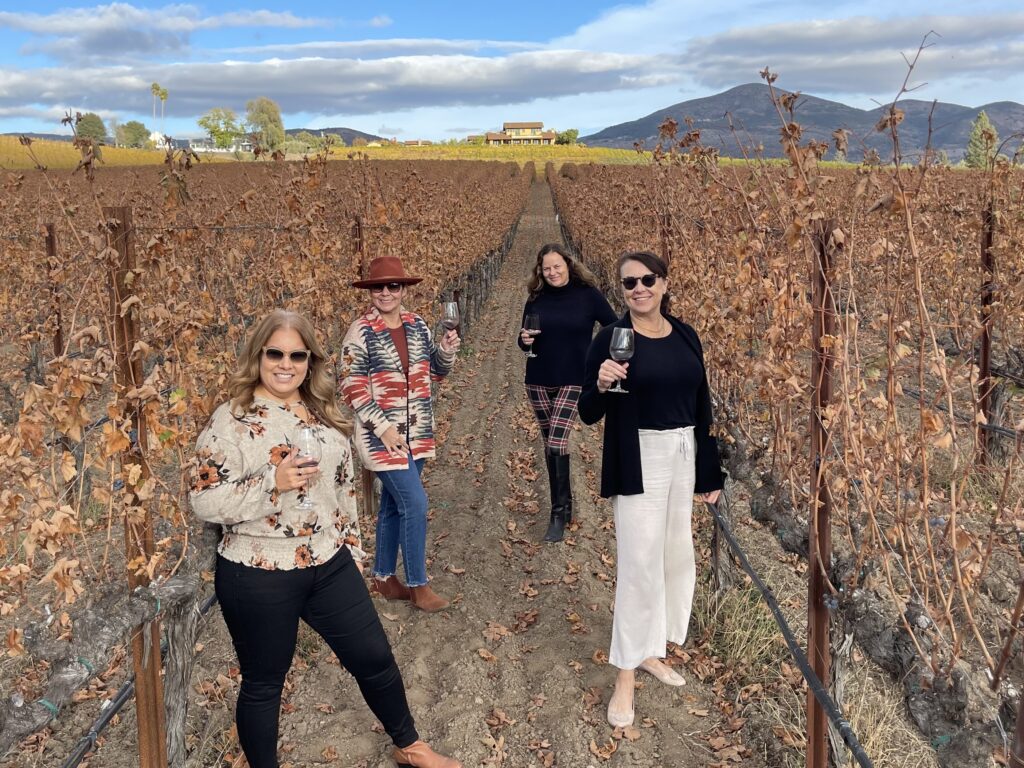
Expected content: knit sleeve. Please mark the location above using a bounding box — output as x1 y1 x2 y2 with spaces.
426 318 456 381
684 325 726 493
578 326 611 425
591 288 619 327
340 320 394 438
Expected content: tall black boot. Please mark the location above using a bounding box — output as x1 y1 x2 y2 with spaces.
544 453 571 543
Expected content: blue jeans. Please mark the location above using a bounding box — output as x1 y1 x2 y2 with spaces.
373 457 429 587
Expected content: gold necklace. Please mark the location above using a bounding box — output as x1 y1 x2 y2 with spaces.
632 316 668 336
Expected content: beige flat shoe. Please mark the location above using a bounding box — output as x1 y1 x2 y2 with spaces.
639 658 686 687
607 686 635 728
392 740 461 767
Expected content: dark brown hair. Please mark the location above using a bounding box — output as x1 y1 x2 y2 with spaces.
526 242 600 299
616 251 670 315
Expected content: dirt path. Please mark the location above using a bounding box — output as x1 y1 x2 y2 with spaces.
276 180 731 767
35 180 739 768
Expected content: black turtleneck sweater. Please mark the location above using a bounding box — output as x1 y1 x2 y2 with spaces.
518 281 618 387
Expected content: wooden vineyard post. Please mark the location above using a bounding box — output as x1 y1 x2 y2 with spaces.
350 211 379 523
45 224 64 357
361 469 378 523
46 223 75 502
977 200 995 468
352 214 366 277
1012 692 1024 768
807 220 837 768
104 207 168 768
993 578 1024 690
658 211 674 267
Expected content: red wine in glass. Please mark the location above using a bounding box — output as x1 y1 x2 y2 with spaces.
523 314 541 359
608 328 634 393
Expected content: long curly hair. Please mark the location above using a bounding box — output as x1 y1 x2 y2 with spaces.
526 242 600 300
228 309 351 435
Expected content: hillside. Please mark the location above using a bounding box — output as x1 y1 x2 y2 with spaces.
582 83 1024 161
285 126 384 145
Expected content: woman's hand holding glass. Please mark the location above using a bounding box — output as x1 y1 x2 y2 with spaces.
521 314 541 358
438 328 461 354
596 359 630 393
275 449 321 493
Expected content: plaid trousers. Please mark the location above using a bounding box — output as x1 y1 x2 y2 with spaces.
526 385 582 455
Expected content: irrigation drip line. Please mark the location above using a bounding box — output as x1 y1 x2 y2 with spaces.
902 386 1023 441
60 592 219 768
705 493 874 768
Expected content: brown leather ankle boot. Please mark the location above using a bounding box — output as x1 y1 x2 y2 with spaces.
393 740 461 767
409 584 449 612
371 575 411 601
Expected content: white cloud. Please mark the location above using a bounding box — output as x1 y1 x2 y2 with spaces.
220 38 542 58
0 4 325 62
0 4 320 35
683 15 1024 96
369 15 393 28
0 50 679 117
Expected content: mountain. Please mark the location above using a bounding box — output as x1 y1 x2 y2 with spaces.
582 84 1024 161
285 126 384 145
1 132 76 142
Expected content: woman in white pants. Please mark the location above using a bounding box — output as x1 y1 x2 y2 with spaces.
579 251 724 728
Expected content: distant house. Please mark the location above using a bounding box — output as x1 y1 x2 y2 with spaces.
485 122 556 146
191 137 253 153
403 139 433 146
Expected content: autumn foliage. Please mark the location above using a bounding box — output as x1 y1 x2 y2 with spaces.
0 154 531 687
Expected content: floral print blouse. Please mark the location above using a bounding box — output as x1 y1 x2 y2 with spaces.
189 396 365 570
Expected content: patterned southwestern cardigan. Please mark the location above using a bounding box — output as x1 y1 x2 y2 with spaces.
340 307 456 471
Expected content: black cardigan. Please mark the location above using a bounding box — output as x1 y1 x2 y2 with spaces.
578 313 725 498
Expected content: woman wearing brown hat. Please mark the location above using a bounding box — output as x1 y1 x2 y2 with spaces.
340 256 460 612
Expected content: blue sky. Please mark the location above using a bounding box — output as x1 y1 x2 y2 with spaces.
1 1 1022 140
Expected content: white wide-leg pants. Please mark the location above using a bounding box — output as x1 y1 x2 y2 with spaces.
609 427 697 670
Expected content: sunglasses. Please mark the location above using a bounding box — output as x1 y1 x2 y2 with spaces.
263 347 311 364
621 273 659 290
369 282 404 294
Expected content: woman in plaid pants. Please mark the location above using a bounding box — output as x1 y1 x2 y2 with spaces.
517 243 617 542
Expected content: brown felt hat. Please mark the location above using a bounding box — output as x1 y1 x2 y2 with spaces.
351 256 423 288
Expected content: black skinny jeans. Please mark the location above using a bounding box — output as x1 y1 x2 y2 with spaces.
215 547 418 768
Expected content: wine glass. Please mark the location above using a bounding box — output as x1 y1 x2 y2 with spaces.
441 301 460 333
523 314 541 358
608 328 634 393
295 425 321 510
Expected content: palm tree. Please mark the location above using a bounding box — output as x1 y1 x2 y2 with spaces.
159 87 168 137
150 82 161 125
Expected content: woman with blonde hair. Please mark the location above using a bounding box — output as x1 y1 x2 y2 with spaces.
191 308 460 768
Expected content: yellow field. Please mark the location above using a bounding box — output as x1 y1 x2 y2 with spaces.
0 135 192 170
329 142 648 167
